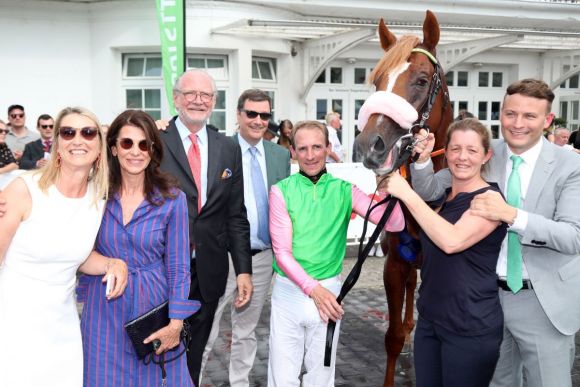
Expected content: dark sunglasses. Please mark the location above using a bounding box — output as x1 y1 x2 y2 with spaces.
40 124 54 129
10 113 24 119
118 138 150 152
0 129 9 134
241 109 272 121
59 126 99 141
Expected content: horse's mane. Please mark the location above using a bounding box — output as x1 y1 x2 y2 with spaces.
368 35 421 88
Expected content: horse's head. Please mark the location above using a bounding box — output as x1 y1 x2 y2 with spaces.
355 10 452 175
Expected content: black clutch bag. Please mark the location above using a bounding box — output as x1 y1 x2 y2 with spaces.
124 301 169 359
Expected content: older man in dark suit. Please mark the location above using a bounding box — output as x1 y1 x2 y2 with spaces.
158 69 252 384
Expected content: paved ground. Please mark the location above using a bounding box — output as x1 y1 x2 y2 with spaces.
201 255 580 386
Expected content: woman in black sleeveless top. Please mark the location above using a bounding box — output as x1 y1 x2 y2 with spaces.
383 118 507 387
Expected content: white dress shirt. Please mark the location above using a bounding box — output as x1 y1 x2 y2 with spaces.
238 135 270 250
496 139 543 280
175 117 208 207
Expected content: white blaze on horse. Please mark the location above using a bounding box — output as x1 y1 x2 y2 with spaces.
354 10 453 387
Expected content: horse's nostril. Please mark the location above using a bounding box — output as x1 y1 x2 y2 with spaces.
371 135 386 153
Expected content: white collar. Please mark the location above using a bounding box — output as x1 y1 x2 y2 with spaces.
176 117 208 145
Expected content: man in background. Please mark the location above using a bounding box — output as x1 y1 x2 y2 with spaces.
20 114 54 170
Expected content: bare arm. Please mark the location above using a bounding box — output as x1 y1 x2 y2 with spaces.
384 172 500 254
0 178 30 264
78 250 128 300
0 162 18 174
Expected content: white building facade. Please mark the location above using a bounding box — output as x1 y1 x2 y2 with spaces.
1 0 579 161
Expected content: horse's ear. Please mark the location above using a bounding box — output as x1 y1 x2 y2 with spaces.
378 18 397 52
422 10 440 53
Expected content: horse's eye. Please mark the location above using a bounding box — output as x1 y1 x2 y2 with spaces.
416 78 429 88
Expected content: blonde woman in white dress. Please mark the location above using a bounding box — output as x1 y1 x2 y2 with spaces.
0 107 127 387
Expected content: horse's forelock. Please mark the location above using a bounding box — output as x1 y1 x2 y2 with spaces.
368 35 421 90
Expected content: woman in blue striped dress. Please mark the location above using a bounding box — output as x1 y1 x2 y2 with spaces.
78 110 200 386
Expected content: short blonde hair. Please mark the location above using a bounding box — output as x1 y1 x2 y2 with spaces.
325 112 340 125
36 107 108 205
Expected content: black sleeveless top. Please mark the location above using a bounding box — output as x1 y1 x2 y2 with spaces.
417 183 507 336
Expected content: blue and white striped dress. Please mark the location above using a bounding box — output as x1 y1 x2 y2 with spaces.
78 189 200 387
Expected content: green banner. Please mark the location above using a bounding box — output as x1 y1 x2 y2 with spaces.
156 0 184 116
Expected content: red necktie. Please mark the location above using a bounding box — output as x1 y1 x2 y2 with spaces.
43 140 52 152
187 134 202 212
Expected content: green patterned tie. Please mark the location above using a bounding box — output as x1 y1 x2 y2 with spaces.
507 155 524 293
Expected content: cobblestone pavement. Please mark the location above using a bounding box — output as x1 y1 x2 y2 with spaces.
201 256 580 386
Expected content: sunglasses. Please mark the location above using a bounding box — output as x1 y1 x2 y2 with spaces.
59 126 99 141
10 113 25 119
0 129 9 134
241 109 272 121
118 138 151 152
40 124 54 129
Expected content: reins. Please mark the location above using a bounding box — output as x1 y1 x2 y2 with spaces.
323 46 446 367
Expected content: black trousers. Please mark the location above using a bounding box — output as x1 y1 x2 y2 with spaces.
414 316 503 387
185 264 219 386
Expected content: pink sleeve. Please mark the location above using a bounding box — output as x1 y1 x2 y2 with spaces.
269 186 319 296
351 186 405 232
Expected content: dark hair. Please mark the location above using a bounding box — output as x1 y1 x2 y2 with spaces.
36 114 53 127
106 110 178 205
505 79 554 111
8 104 24 115
277 119 293 148
291 120 329 148
237 89 271 111
445 117 491 154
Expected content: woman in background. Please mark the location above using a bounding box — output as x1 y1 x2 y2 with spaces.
277 119 293 153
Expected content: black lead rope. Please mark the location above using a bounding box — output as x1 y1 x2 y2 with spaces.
323 146 414 367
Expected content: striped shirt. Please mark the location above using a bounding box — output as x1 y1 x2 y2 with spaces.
78 189 199 386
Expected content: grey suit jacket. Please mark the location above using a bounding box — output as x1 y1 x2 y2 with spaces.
411 137 580 335
232 134 291 191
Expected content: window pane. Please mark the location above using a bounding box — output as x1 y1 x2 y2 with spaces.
252 61 260 79
315 70 325 83
458 101 468 111
209 112 226 132
144 89 161 109
127 58 144 77
478 72 489 87
332 99 343 117
126 89 143 108
330 67 342 84
144 110 161 120
492 72 503 87
267 91 275 119
572 101 579 120
561 101 568 120
188 58 205 69
491 102 501 120
207 58 224 69
457 71 468 87
354 99 365 120
478 101 488 120
145 57 162 77
445 71 454 87
561 65 570 88
258 61 273 80
491 125 500 139
316 99 327 120
215 90 226 110
354 68 366 84
569 74 579 89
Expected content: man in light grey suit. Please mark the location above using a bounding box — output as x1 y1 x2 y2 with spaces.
200 89 291 386
410 79 580 387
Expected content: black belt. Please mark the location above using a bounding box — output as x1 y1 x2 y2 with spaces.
497 279 533 291
251 249 266 256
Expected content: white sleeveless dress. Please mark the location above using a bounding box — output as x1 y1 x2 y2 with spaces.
0 174 104 387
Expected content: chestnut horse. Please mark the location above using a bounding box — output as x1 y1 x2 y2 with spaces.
354 11 453 387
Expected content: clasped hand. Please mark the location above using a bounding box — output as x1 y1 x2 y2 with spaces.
143 319 184 355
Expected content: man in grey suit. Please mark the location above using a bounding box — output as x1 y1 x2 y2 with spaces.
410 79 580 387
200 89 290 386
